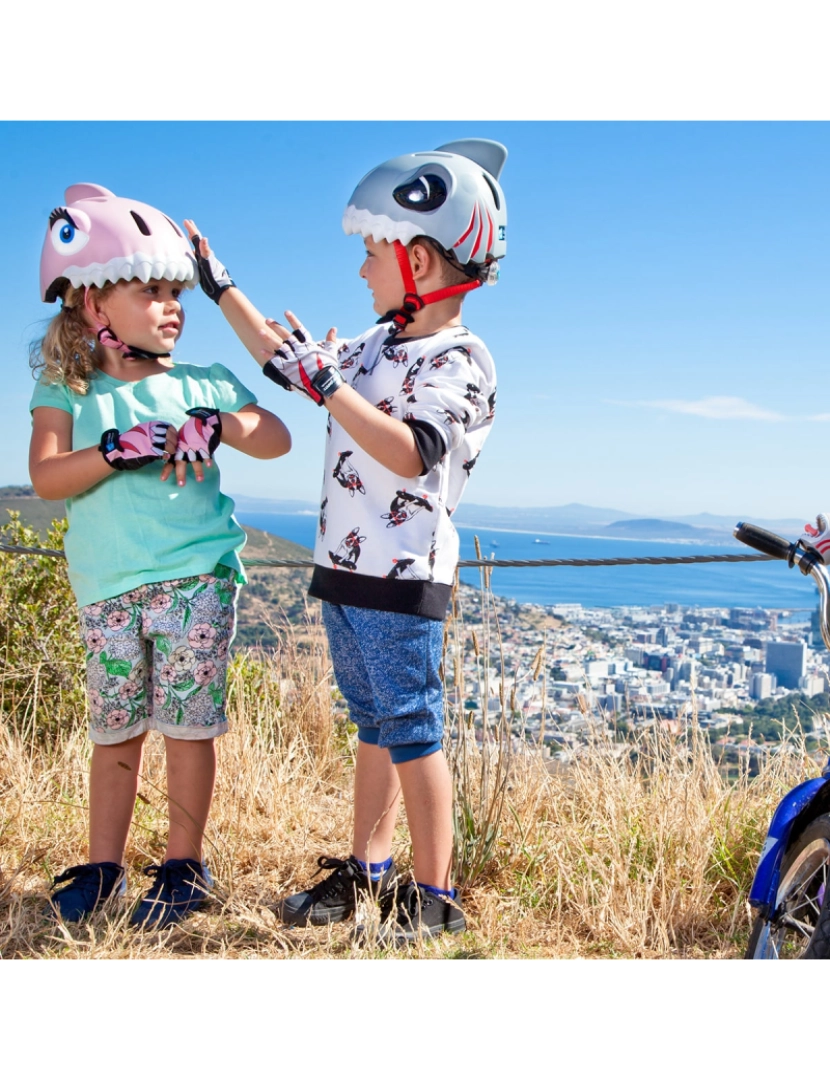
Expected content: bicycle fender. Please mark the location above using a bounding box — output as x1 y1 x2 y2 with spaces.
748 777 830 909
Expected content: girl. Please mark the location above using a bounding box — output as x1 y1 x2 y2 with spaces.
29 183 291 928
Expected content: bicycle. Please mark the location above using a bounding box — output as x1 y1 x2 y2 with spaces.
734 521 830 958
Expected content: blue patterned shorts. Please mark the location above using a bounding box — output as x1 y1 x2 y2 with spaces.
322 602 445 764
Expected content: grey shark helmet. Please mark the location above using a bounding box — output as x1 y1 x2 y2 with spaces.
342 138 507 334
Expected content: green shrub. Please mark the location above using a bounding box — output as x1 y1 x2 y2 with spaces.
0 511 86 735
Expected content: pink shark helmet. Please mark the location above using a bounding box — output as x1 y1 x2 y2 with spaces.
342 139 507 334
40 183 197 304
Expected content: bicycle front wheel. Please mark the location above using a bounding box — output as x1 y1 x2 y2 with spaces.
746 813 830 959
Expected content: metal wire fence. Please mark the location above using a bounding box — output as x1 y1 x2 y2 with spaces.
0 541 774 570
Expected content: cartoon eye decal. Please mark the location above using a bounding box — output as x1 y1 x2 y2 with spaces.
393 174 447 213
48 209 90 256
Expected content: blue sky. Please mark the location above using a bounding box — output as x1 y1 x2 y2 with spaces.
4 120 830 519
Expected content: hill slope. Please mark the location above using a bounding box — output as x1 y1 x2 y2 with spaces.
0 489 314 648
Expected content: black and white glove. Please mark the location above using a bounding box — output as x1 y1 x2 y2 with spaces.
190 233 235 304
262 322 343 405
799 513 830 564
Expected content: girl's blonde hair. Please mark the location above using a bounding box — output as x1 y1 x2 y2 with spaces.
29 283 116 395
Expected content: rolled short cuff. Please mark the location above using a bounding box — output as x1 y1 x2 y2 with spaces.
389 741 442 764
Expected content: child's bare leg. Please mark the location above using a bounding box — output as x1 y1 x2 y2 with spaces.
88 733 146 864
163 736 216 862
352 739 402 864
396 749 453 891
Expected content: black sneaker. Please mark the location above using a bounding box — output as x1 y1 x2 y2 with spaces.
275 855 398 926
366 881 466 947
130 858 213 930
48 862 126 922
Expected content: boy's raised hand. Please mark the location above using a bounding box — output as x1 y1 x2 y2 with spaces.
183 219 235 304
261 312 339 405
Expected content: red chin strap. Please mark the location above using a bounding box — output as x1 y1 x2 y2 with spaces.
386 240 481 335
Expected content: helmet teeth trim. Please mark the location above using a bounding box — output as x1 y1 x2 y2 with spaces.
342 206 423 247
61 253 198 291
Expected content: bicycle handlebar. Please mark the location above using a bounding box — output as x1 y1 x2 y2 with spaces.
733 522 795 561
735 520 830 651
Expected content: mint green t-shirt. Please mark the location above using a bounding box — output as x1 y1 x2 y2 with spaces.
29 362 257 607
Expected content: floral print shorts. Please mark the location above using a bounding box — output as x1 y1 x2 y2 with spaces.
80 569 238 745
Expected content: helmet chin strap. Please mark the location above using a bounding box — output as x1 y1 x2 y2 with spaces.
83 287 171 361
380 240 481 336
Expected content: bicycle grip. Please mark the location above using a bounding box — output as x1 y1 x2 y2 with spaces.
734 522 793 560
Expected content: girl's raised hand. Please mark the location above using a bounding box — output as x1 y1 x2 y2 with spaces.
183 219 235 304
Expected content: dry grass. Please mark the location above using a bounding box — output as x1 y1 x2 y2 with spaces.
1 584 823 961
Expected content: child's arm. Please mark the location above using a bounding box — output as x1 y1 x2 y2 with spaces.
158 404 291 486
218 404 292 459
267 318 426 477
184 221 282 366
323 376 424 478
29 407 179 500
184 225 422 477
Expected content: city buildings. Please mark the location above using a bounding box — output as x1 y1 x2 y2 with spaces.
450 588 829 758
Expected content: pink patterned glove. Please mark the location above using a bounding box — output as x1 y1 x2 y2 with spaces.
799 513 830 563
174 408 222 463
99 422 173 471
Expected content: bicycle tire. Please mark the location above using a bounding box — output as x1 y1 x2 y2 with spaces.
745 813 830 959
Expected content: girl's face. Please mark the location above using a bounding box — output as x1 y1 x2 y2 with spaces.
95 278 185 353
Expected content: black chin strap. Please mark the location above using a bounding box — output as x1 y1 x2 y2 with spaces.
121 343 171 361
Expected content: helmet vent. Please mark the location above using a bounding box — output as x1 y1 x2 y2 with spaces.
130 211 152 236
482 173 501 211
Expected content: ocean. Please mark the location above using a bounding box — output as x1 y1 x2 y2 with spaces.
235 511 818 611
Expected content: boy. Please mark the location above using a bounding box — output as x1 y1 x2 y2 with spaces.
188 138 507 944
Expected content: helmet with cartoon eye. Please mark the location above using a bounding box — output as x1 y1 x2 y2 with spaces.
40 183 198 303
49 209 91 258
342 138 507 282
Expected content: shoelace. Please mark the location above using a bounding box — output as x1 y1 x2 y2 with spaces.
401 884 437 916
307 856 357 900
53 864 116 889
140 862 204 905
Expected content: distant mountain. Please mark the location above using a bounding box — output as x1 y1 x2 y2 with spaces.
450 503 806 543
602 518 729 541
5 483 806 547
453 502 640 533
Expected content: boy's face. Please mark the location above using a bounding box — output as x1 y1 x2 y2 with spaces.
359 237 404 317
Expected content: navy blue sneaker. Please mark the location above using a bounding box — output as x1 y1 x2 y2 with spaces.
48 862 126 922
130 858 213 929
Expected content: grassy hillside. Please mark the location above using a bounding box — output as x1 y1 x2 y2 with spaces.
0 496 820 960
0 487 313 647
0 491 66 538
234 525 315 647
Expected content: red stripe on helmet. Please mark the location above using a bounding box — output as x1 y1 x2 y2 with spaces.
470 204 484 259
454 206 477 249
485 207 493 255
